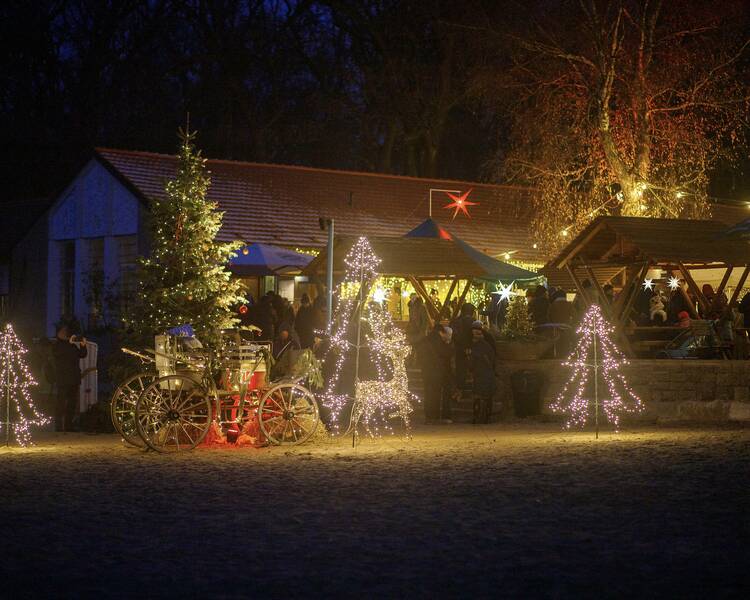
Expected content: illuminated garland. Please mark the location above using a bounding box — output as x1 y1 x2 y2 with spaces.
1 324 49 446
551 304 643 433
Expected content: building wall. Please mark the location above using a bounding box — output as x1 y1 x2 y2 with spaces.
497 359 750 423
45 159 141 336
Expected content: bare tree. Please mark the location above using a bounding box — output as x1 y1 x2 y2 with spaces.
478 0 750 251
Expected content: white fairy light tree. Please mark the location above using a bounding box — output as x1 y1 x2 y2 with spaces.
1 324 49 446
551 304 642 437
321 236 414 441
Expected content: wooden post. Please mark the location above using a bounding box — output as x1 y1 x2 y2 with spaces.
615 262 649 325
678 263 710 316
416 277 443 315
438 278 458 321
452 279 472 319
566 263 597 309
729 266 750 306
715 265 734 303
407 276 440 322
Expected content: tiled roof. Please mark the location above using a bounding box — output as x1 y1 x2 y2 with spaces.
95 148 543 262
94 148 750 265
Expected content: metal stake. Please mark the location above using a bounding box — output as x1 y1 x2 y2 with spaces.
593 324 599 440
352 262 365 448
5 345 10 446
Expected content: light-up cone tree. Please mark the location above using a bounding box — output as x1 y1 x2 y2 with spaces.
322 237 414 440
551 304 643 437
124 130 245 348
322 237 380 430
1 324 49 446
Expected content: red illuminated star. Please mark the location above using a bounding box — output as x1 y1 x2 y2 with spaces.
443 189 478 219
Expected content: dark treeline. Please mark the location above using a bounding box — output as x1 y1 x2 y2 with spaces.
0 0 503 201
1 0 747 209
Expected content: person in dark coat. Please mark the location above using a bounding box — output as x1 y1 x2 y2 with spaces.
253 295 275 341
527 285 549 327
271 322 300 380
417 324 454 423
469 320 496 424
450 303 475 390
52 324 87 432
294 293 316 348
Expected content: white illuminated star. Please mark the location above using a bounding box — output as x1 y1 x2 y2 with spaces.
667 276 681 291
642 278 655 291
493 283 515 302
372 287 387 304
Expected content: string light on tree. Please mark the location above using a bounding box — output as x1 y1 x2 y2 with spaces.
551 304 643 437
1 324 49 446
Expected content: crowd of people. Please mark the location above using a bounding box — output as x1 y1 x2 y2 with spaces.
404 294 497 425
239 290 327 379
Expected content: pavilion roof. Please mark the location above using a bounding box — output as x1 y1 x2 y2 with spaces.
552 216 750 269
303 235 540 282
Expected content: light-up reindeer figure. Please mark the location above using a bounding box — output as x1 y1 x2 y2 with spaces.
351 306 415 438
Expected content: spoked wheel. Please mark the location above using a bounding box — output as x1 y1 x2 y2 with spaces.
110 372 155 447
135 375 212 453
258 383 319 446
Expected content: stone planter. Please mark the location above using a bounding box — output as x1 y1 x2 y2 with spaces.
494 339 553 361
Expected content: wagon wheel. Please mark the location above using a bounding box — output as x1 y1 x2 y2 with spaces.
110 372 155 447
135 375 212 453
258 383 319 446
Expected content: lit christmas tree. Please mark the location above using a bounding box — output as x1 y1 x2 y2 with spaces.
551 304 643 436
124 130 245 348
501 295 534 339
1 324 49 446
322 237 414 439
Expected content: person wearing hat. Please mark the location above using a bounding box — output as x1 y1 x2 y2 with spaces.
52 323 88 432
469 320 496 424
416 323 454 424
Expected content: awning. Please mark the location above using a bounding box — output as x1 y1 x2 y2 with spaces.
230 243 313 276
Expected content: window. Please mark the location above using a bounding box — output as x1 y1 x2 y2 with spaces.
85 238 105 329
117 236 138 314
60 241 75 318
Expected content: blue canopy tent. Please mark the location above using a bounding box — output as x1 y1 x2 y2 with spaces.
230 243 314 276
404 218 541 283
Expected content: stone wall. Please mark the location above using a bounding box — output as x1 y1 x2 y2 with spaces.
496 359 750 423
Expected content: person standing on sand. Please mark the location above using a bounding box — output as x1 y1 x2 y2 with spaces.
52 324 87 432
469 320 496 424
417 324 454 424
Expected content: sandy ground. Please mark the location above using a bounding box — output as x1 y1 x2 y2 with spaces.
1 423 748 599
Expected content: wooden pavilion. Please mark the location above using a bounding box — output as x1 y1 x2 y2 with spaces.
303 234 540 321
546 216 750 354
